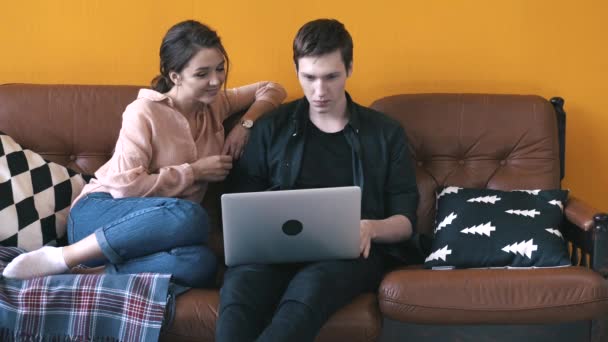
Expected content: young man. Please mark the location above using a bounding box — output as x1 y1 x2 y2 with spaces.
216 19 419 342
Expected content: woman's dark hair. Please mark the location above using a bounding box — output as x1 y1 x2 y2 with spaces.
151 20 230 93
293 18 353 71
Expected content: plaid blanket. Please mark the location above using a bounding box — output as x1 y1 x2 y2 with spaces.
0 247 171 342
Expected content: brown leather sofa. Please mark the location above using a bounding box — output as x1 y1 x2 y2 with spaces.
0 84 380 342
371 94 608 342
1 84 607 342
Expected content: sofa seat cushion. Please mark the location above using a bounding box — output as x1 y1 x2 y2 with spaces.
160 290 381 342
379 266 608 324
160 289 219 342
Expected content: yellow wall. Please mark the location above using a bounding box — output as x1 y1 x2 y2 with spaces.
1 0 606 210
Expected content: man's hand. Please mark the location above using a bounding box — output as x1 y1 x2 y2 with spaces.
360 220 375 259
222 125 251 160
191 155 233 182
359 215 413 258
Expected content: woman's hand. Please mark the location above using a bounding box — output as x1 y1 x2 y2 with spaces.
191 155 233 182
222 125 251 159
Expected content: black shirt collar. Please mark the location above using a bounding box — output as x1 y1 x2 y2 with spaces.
291 92 361 136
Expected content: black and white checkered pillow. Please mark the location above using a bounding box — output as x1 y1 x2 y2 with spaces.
0 132 86 251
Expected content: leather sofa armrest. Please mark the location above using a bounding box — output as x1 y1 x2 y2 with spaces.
565 196 600 231
562 196 608 277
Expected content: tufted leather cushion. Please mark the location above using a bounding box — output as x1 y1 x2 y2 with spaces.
370 94 561 237
0 84 140 175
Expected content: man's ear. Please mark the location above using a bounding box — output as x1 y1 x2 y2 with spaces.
294 62 299 76
346 62 353 77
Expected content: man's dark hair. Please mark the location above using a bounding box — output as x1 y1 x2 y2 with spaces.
293 19 353 71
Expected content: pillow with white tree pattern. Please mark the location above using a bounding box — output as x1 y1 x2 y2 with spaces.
424 186 571 269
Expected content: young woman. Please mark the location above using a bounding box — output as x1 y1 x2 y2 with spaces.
3 20 286 287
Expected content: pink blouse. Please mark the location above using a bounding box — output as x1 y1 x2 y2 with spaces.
74 82 286 205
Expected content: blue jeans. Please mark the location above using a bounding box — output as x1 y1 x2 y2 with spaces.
67 192 217 288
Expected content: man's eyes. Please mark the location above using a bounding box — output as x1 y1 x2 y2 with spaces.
305 76 337 81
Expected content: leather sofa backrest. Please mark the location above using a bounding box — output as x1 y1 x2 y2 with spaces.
0 84 139 174
370 93 561 236
0 86 562 239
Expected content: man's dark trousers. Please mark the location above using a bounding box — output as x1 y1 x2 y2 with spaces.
216 251 388 342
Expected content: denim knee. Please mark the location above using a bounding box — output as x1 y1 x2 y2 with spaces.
109 245 217 288
170 199 210 243
169 245 217 288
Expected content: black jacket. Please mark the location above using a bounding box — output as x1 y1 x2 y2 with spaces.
230 93 420 261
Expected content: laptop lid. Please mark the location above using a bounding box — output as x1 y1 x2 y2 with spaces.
221 186 361 266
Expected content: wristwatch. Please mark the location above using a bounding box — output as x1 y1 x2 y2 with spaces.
241 119 254 129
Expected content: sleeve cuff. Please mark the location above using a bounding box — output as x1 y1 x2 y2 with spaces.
181 163 195 186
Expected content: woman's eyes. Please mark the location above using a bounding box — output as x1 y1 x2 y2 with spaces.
195 68 224 78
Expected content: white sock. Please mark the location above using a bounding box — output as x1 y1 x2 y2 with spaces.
2 246 69 279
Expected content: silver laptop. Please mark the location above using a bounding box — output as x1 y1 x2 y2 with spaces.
221 186 361 266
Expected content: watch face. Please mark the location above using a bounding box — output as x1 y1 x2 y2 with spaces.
242 119 254 128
